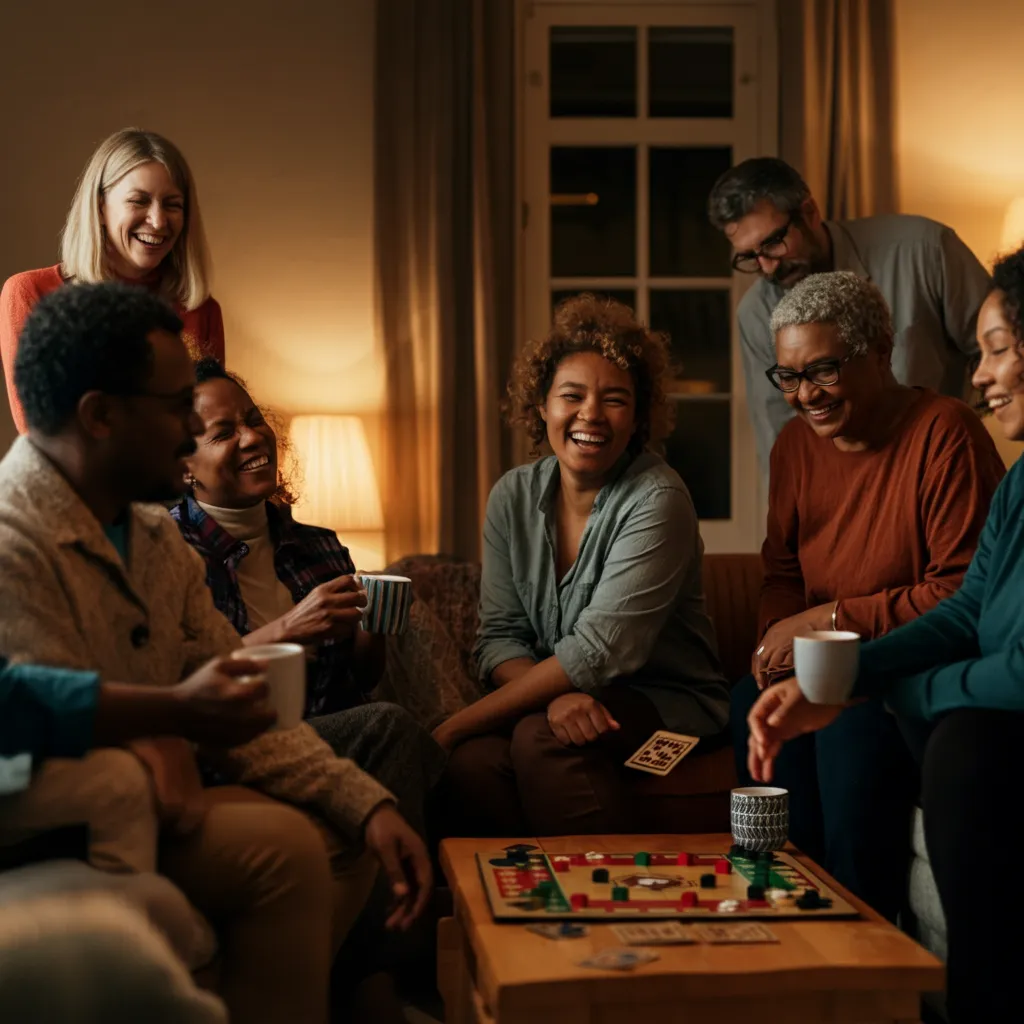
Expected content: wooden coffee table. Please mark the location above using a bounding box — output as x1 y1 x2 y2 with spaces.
438 834 943 1024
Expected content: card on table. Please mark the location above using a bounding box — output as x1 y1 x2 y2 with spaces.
610 922 697 946
693 922 779 944
526 923 589 940
624 730 700 776
577 947 660 971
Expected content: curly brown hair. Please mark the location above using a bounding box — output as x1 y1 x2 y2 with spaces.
506 293 675 456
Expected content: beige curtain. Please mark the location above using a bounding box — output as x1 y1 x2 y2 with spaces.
779 0 896 219
374 0 515 562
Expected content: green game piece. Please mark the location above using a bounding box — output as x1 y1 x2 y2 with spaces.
611 886 629 901
634 852 650 867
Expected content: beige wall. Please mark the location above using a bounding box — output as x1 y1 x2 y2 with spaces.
894 0 1024 465
0 0 381 464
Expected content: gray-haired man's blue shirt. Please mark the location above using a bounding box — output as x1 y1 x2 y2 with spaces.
739 214 990 476
473 452 729 735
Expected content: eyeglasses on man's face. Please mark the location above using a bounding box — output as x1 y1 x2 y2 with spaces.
732 213 797 274
765 354 855 393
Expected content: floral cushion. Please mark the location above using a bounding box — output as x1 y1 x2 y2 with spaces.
372 556 486 730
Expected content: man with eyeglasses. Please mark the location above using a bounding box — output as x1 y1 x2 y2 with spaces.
708 157 990 478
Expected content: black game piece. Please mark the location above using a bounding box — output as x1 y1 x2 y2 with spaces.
591 868 610 884
796 888 832 910
700 873 717 889
747 884 765 901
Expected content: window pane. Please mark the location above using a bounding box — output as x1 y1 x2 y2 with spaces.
664 399 731 520
650 289 730 394
552 147 636 277
550 26 637 118
649 147 732 277
649 27 733 118
552 289 636 314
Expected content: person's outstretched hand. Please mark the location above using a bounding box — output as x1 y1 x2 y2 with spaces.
747 676 844 781
363 803 433 931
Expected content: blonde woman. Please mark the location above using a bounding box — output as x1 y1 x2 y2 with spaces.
0 128 224 432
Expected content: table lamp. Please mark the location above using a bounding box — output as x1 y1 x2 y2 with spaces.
288 415 386 571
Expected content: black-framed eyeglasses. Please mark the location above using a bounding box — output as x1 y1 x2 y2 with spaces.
118 386 197 414
732 214 797 273
765 355 855 393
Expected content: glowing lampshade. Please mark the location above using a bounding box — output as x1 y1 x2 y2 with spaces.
289 415 385 570
1001 197 1024 253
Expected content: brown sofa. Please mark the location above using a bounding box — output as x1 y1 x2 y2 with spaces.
386 552 764 834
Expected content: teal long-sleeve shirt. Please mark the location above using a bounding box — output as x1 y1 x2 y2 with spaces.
854 455 1024 719
0 660 99 794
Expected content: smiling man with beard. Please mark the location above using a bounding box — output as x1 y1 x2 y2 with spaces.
707 157 990 478
0 282 432 1024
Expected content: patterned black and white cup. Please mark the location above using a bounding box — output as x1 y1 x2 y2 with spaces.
731 786 789 851
357 574 413 635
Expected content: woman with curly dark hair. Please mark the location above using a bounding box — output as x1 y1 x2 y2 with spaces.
745 246 1024 1023
432 294 729 836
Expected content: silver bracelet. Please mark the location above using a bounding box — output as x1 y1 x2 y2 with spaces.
831 601 840 631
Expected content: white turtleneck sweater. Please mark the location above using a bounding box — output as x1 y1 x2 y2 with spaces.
198 501 295 630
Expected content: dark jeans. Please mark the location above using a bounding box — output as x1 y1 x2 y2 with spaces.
916 709 1024 1023
440 686 664 837
731 674 918 922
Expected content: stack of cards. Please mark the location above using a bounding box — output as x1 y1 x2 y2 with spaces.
526 922 589 940
578 948 660 971
624 730 700 776
693 923 779 944
610 922 696 946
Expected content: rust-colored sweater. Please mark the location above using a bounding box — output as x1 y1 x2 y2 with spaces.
0 265 225 434
759 389 1006 640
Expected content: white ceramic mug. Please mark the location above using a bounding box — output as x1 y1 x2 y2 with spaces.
231 643 306 730
793 630 861 705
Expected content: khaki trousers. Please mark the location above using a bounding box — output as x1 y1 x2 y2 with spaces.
161 785 377 1024
0 752 376 1024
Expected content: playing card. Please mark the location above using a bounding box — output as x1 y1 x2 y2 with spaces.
624 730 700 776
577 947 660 971
610 922 696 946
526 923 588 940
693 923 779 944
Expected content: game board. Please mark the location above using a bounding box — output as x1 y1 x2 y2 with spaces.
479 845 857 922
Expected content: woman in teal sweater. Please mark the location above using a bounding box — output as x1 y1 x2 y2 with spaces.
746 246 1024 1023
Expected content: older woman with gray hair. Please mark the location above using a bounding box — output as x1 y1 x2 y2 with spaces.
730 270 1005 921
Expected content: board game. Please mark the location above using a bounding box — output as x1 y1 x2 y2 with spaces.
479 845 858 922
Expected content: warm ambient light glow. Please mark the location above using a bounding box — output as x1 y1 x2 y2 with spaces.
289 415 386 571
1002 198 1024 253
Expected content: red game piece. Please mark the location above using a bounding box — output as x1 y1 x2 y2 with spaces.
677 852 695 866
553 860 570 873
715 858 732 874
571 893 589 910
679 891 698 908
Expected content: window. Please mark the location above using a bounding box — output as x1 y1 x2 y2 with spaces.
521 1 777 551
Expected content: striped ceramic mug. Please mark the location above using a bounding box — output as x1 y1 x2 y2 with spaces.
357 574 413 635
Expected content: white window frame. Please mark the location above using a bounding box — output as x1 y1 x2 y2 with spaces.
515 0 779 552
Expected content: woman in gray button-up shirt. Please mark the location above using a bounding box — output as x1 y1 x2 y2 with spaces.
434 295 729 836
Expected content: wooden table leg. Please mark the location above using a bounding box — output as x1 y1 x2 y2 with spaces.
438 915 479 1024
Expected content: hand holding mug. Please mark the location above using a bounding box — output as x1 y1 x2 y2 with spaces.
280 576 367 644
